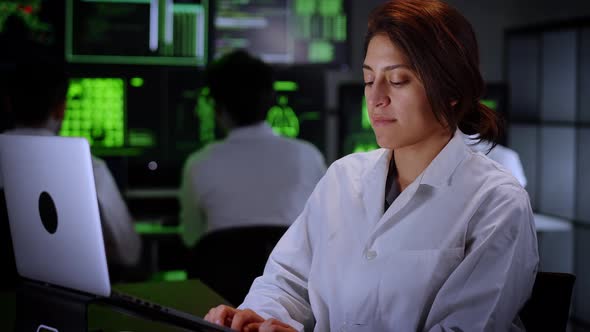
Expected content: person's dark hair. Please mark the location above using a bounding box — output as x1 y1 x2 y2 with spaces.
365 0 503 146
10 64 69 127
205 50 274 127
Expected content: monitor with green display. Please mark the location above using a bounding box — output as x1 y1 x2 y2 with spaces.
267 67 326 155
66 0 208 66
213 0 349 67
60 77 126 148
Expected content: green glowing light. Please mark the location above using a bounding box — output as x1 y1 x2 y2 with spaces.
343 132 379 155
309 41 334 63
60 78 126 148
150 270 188 282
278 95 289 106
135 222 181 235
295 0 316 15
353 143 379 153
299 112 320 122
274 81 299 92
334 15 347 41
362 96 371 130
318 0 341 16
480 99 498 111
128 130 156 147
130 77 144 87
196 86 216 143
267 105 300 138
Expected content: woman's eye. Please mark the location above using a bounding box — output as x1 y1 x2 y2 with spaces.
390 80 408 87
364 81 374 87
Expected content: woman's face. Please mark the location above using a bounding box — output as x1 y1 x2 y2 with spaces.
363 34 448 150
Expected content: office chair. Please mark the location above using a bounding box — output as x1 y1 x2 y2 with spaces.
0 189 18 290
187 225 288 306
519 271 576 332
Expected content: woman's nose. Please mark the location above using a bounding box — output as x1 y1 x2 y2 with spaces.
367 81 391 109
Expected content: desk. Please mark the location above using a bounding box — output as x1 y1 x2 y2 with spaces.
0 279 229 331
533 213 573 232
533 213 574 274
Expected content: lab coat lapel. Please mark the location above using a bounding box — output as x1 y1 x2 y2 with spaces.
361 150 391 227
371 129 471 232
380 176 421 225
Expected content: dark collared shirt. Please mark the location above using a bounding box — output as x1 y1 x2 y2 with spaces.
384 153 400 212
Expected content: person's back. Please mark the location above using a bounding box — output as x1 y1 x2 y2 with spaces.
179 51 326 247
0 65 142 270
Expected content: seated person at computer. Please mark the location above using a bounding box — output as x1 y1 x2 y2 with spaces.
465 134 527 187
0 65 142 270
204 1 538 331
179 50 327 247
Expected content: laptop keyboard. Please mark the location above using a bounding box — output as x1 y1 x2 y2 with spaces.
106 290 232 332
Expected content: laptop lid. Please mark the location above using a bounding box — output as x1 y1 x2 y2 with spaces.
0 134 111 297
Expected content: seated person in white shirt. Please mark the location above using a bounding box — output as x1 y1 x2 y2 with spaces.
204 1 539 331
465 134 527 188
179 51 327 247
0 65 142 270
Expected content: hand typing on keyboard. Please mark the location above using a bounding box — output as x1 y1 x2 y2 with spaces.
204 305 297 332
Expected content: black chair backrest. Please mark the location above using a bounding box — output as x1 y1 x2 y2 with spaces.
519 271 576 332
187 225 288 306
0 189 18 290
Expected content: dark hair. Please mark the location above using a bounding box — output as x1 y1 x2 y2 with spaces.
10 64 69 127
205 50 274 127
365 0 502 146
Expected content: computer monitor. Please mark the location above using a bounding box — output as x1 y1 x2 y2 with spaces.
66 0 209 66
61 65 181 191
338 82 378 157
62 64 326 192
60 66 163 157
212 0 349 68
271 67 326 154
124 67 218 190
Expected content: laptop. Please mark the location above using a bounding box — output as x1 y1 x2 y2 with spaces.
0 134 232 332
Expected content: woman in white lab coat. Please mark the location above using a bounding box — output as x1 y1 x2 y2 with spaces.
204 0 539 331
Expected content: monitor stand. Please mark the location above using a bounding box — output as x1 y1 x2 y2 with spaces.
15 280 95 332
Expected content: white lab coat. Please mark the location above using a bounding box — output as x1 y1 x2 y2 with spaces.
239 129 539 332
0 127 142 267
179 122 326 247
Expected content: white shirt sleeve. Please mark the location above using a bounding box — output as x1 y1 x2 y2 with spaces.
238 178 322 332
179 155 207 247
424 184 539 332
92 157 142 267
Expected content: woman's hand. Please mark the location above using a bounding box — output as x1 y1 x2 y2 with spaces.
204 304 265 330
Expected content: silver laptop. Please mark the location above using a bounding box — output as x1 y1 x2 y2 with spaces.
0 134 231 332
0 134 110 296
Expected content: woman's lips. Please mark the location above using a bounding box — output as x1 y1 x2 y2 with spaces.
371 118 397 126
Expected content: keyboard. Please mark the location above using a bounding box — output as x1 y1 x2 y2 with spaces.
104 290 233 332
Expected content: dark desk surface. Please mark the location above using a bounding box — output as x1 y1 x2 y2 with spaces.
0 279 229 331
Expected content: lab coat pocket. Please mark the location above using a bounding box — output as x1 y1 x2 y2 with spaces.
377 248 464 329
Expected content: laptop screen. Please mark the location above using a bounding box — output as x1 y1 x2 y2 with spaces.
0 134 111 297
